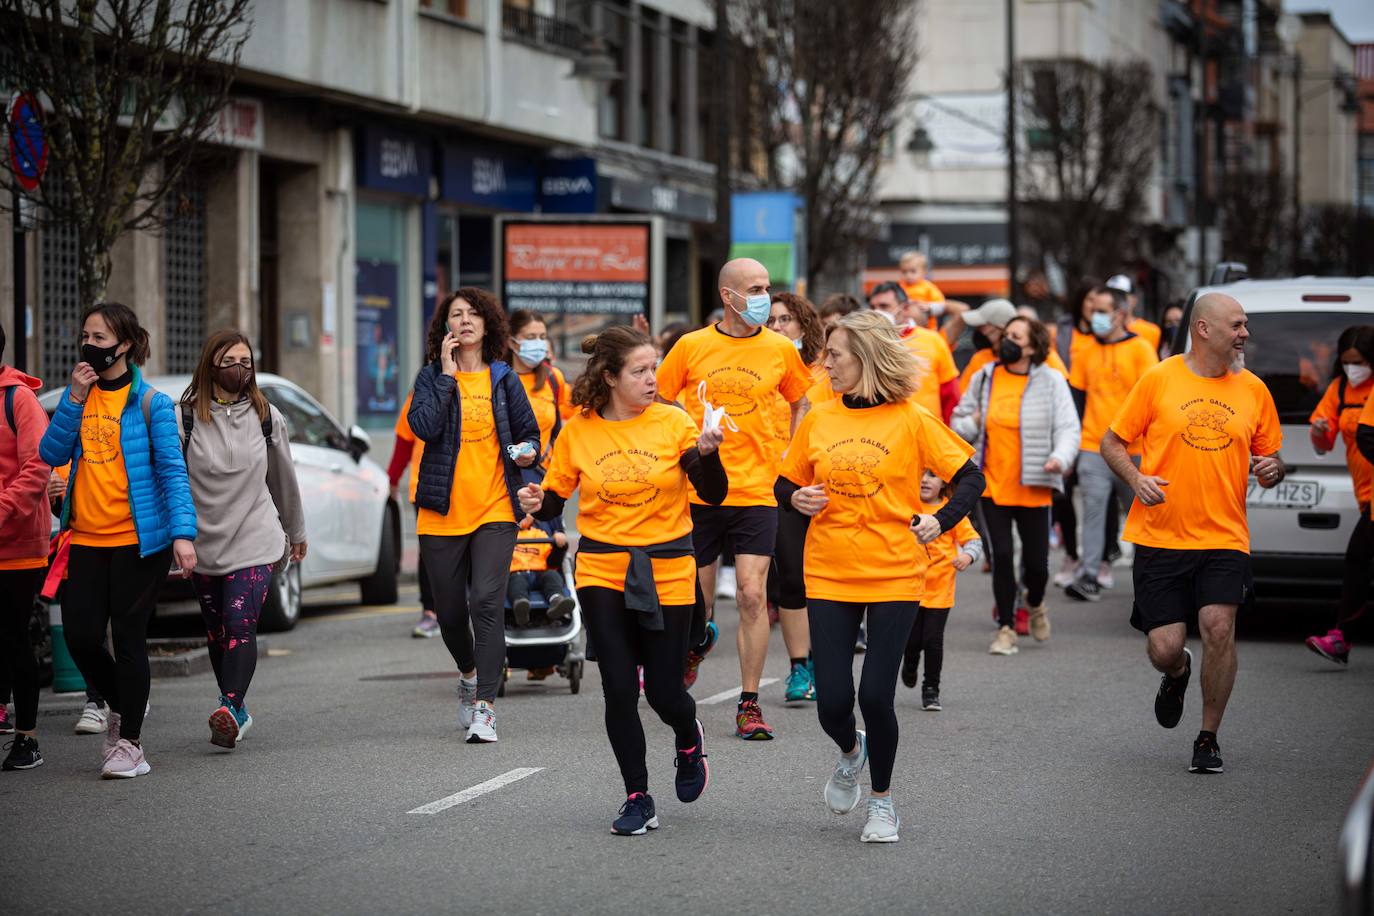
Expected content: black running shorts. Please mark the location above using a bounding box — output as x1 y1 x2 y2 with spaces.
1130 546 1252 633
689 504 778 565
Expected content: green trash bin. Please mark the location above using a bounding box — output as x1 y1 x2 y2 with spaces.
49 602 86 694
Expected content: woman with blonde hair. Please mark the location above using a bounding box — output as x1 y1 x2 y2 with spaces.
776 311 984 843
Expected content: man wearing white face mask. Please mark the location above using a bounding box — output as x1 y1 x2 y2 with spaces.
656 258 814 740
1065 286 1158 602
868 282 960 423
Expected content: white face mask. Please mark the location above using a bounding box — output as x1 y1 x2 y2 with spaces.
928 301 946 317
1345 363 1372 388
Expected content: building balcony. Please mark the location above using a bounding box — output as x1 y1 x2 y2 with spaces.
502 3 583 56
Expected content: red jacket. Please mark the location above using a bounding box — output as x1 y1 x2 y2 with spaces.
0 365 51 562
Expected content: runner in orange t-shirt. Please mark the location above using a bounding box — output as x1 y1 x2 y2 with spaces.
1102 292 1283 775
1305 325 1374 665
868 282 960 421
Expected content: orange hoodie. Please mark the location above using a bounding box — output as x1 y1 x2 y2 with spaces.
0 366 51 565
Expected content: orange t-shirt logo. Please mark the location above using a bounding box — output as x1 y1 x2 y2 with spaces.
1180 401 1235 452
462 396 495 443
596 451 660 507
703 366 764 417
825 440 887 498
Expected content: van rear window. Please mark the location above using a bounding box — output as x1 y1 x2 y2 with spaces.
1244 311 1374 423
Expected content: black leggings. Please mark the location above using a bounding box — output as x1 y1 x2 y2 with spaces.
412 504 434 613
809 598 919 795
903 606 949 690
1339 511 1374 629
578 586 698 796
0 568 44 732
981 499 1050 627
62 544 170 742
193 565 271 711
767 506 809 609
1052 471 1078 561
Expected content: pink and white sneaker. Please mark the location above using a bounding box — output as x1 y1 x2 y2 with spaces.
101 738 151 779
1305 629 1350 666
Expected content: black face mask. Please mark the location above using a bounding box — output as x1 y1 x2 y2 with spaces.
213 364 253 395
972 329 991 350
999 338 1024 364
81 342 122 370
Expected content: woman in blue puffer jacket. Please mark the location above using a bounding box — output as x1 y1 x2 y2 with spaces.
39 303 197 780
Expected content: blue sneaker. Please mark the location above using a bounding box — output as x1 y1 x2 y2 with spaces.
784 662 816 705
232 700 253 742
674 719 708 803
684 620 719 690
612 792 659 836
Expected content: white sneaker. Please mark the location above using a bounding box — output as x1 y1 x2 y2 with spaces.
74 701 108 735
103 710 122 764
465 703 498 744
457 677 478 730
860 796 901 843
989 626 1019 656
716 565 737 600
101 738 151 779
824 731 867 814
1097 563 1115 590
1052 556 1078 588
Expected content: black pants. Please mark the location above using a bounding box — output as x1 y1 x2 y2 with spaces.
578 586 697 796
981 499 1051 628
192 566 271 711
412 504 434 613
767 505 809 609
62 544 170 741
1339 511 1374 628
809 598 919 795
419 522 518 704
508 569 568 602
1052 471 1078 561
903 606 949 691
0 568 44 732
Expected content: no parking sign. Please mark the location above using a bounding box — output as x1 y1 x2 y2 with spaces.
7 92 48 191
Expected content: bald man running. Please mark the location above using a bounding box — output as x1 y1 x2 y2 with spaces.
1101 293 1283 774
657 258 814 740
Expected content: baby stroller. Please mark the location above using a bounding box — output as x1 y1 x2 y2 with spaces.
499 533 587 695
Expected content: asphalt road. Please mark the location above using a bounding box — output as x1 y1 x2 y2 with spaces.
5 553 1371 915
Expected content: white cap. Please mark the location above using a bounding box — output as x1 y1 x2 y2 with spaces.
1106 274 1134 294
962 298 1017 329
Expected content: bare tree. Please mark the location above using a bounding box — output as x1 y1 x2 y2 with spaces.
0 0 253 306
1017 59 1157 285
1218 169 1289 278
733 0 916 290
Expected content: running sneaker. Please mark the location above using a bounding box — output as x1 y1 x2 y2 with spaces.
2 735 42 771
103 711 122 763
208 703 241 749
234 703 254 742
456 676 478 730
854 624 868 654
1096 563 1116 590
1052 555 1079 588
1190 733 1224 774
547 594 576 622
1306 629 1350 665
860 796 900 843
412 612 440 639
900 659 919 689
611 792 659 836
0 706 12 734
921 688 941 712
1066 576 1101 602
465 703 498 744
824 730 867 815
101 739 150 779
784 662 816 704
74 701 108 735
683 620 718 690
716 565 737 600
735 699 774 740
1014 608 1030 637
674 719 709 803
1154 647 1192 729
989 626 1019 656
1028 604 1051 642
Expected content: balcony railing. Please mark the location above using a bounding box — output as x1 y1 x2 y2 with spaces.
502 4 583 55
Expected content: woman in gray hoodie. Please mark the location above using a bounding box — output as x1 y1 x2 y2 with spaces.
178 330 306 750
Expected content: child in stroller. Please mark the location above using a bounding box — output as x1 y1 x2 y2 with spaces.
509 519 576 627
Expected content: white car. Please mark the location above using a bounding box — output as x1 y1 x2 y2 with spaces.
40 373 400 630
1175 277 1374 591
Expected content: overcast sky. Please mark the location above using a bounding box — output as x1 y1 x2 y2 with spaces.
1283 0 1374 44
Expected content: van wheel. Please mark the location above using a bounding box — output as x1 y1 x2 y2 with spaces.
359 507 399 606
260 564 302 632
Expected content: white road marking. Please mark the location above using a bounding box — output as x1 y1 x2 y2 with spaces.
696 678 780 706
408 767 544 815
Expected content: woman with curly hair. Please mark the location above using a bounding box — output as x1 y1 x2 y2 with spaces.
407 288 540 744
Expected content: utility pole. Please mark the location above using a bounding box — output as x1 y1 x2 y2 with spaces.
1193 1 1207 286
11 191 26 371
713 0 732 276
1291 55 1302 274
1006 0 1019 304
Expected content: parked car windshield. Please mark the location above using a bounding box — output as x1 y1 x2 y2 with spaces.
261 384 348 451
1244 310 1373 424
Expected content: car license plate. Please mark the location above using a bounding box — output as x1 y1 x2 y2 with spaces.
1246 478 1322 509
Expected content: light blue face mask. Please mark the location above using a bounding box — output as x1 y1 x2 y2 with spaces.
792 337 803 350
1090 312 1114 338
728 289 772 327
517 339 549 366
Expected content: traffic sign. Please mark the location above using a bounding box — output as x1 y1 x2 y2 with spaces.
7 93 48 191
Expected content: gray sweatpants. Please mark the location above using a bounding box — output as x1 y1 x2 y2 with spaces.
1076 450 1137 577
419 521 518 703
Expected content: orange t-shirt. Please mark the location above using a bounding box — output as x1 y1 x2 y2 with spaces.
981 367 1053 508
394 391 424 502
781 398 973 603
767 361 827 456
656 324 813 507
416 370 515 536
543 403 700 604
901 325 958 419
920 509 979 609
519 366 572 456
510 525 555 573
1320 376 1374 506
960 346 1068 393
901 279 945 303
1109 355 1282 553
1070 333 1159 454
1128 318 1162 351
70 383 138 548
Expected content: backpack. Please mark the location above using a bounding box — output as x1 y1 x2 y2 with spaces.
3 386 14 435
179 402 274 454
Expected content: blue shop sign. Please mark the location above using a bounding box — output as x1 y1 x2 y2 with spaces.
357 126 431 197
442 144 538 210
539 157 598 213
732 192 800 244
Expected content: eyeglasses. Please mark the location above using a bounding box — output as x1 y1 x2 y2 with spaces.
766 314 795 327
